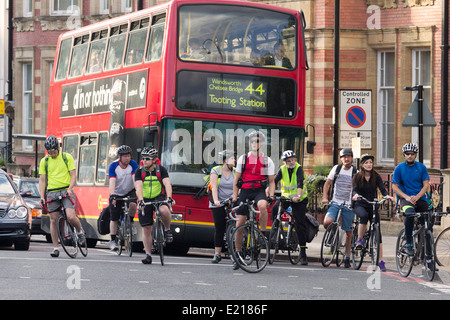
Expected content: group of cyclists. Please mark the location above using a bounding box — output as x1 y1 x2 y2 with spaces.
38 131 433 270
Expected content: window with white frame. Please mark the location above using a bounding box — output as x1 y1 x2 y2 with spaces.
100 0 109 14
411 49 431 164
122 0 132 13
23 0 33 17
377 51 395 162
22 63 33 151
52 0 79 15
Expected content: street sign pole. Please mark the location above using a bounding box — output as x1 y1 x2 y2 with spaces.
404 85 424 163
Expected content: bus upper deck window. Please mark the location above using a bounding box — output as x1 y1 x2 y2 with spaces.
125 18 149 66
55 39 72 81
69 34 89 78
145 13 166 62
105 24 128 71
86 30 107 74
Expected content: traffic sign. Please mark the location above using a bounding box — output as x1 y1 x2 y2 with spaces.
340 90 371 131
346 106 366 128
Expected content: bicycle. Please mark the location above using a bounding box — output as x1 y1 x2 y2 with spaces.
430 207 450 268
268 196 300 265
142 198 173 266
114 196 136 257
222 197 238 255
230 199 270 273
351 196 389 270
395 211 438 281
320 202 352 267
43 193 87 258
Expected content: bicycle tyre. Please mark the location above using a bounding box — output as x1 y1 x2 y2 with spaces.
78 229 88 257
155 217 165 265
351 221 364 270
57 215 77 258
231 224 269 273
396 228 413 277
225 220 235 256
116 220 124 256
287 225 300 265
268 219 282 264
423 229 436 281
435 226 450 267
320 223 338 267
124 214 133 257
370 224 381 270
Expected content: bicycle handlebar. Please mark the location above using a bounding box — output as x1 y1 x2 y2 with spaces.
356 196 390 206
140 199 173 216
231 199 260 214
41 193 74 213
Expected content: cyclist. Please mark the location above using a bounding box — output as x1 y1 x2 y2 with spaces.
108 145 138 251
232 130 275 269
351 153 394 271
271 150 309 265
135 146 174 264
392 142 431 259
209 150 236 264
322 148 357 268
38 135 85 257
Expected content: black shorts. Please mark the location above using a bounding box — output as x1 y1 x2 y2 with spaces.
236 188 267 216
110 189 137 221
138 195 169 227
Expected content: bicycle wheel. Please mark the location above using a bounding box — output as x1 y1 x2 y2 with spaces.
336 229 347 267
435 227 450 267
124 215 133 257
287 225 300 265
116 221 124 256
351 221 364 270
396 228 413 277
370 224 381 270
423 230 436 281
154 217 165 265
78 229 88 257
320 223 338 267
225 220 235 256
231 224 269 273
57 215 77 258
268 219 282 264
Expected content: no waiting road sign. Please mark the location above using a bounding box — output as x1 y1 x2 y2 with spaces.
340 90 372 131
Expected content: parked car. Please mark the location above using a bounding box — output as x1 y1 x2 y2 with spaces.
13 177 44 236
0 170 31 250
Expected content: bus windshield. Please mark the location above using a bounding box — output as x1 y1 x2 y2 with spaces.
178 4 296 69
160 118 304 188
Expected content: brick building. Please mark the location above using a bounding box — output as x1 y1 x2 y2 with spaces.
8 0 450 175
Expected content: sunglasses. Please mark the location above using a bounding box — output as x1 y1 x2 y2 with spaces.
404 152 416 156
142 157 155 161
250 139 260 144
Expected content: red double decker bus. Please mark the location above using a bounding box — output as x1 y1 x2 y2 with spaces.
43 0 310 253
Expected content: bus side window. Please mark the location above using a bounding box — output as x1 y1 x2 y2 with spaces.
146 14 165 62
86 30 107 75
62 135 79 171
78 135 97 185
105 24 128 71
69 34 89 78
125 18 149 66
55 38 72 81
96 132 108 185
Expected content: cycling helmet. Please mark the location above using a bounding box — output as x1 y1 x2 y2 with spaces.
45 135 59 151
218 149 235 161
339 148 353 158
117 145 132 155
402 142 419 154
141 146 157 158
360 153 374 163
281 150 296 160
248 130 266 142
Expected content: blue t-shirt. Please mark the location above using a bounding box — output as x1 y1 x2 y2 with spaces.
391 161 429 201
108 159 138 196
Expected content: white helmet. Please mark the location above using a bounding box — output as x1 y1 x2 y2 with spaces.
281 150 296 160
402 142 419 154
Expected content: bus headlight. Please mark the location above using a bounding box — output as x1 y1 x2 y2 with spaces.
171 213 183 221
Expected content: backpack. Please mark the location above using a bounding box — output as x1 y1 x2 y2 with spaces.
206 165 235 203
330 164 357 197
236 153 269 189
97 205 111 235
305 213 319 243
141 164 165 196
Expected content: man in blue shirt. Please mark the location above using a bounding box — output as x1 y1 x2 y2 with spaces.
392 142 430 257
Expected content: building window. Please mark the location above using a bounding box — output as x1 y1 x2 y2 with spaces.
411 49 431 164
122 0 132 13
100 0 109 14
22 63 33 151
52 0 79 15
23 0 33 17
377 51 395 162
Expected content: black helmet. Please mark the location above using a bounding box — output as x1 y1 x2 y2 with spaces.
360 153 374 163
339 148 353 158
141 146 157 158
45 135 59 151
117 145 132 155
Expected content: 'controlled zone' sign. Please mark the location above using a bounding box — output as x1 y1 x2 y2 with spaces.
339 90 372 149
